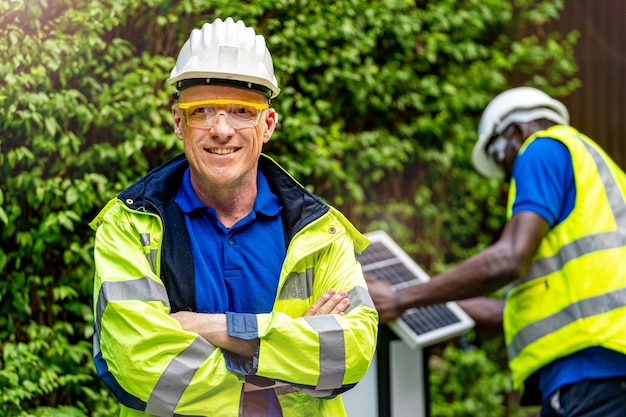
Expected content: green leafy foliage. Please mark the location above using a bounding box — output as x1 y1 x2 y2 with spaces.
431 344 510 417
0 0 577 414
429 333 539 417
0 0 182 414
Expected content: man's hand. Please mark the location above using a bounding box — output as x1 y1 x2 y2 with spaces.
364 274 402 323
305 289 350 316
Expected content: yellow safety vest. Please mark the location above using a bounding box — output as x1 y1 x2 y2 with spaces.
504 125 626 390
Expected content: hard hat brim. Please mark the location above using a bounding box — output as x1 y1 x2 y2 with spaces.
472 133 505 178
168 72 280 99
472 107 569 178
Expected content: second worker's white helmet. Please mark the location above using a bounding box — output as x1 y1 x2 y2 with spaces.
472 87 569 177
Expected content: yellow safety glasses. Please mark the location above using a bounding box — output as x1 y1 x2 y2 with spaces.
176 99 269 129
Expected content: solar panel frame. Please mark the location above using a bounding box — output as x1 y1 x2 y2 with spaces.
359 230 475 349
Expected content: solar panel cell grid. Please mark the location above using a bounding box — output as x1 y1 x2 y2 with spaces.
359 230 475 348
402 306 461 335
363 263 415 287
356 241 394 264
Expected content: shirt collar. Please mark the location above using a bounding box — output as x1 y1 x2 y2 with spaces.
175 168 282 217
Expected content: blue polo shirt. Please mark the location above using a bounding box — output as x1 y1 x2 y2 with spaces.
175 167 286 415
175 168 285 314
511 137 626 400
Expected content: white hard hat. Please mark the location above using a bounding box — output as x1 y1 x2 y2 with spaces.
472 86 569 177
168 17 280 99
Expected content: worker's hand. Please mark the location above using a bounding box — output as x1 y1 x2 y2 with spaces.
364 274 401 324
305 289 350 316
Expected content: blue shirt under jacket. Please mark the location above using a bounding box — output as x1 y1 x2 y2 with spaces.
175 168 285 314
175 168 286 416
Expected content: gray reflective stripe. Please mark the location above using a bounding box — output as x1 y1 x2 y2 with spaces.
96 277 216 414
345 285 376 315
278 269 314 300
146 249 158 274
95 277 171 342
145 337 216 415
512 136 626 288
508 287 626 360
520 231 626 283
304 315 346 390
93 329 100 357
140 233 158 274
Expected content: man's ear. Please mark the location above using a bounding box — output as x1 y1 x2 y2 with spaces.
172 106 184 140
263 108 278 142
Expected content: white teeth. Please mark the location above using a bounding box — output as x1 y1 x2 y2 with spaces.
208 148 236 155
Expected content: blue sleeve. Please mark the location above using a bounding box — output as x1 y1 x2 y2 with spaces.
511 138 575 227
223 312 259 375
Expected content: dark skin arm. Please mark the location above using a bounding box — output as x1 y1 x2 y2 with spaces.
455 297 505 331
367 211 550 324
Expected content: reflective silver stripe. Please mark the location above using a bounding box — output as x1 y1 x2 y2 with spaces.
345 285 376 315
520 231 626 283
512 136 626 288
96 277 216 414
508 287 626 360
278 269 314 300
304 315 346 390
93 328 101 357
145 337 216 415
140 233 158 274
146 249 158 274
95 277 171 343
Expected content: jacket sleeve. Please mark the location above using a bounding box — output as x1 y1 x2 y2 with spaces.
222 210 379 398
91 200 244 416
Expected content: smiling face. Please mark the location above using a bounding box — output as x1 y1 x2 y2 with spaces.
172 85 277 199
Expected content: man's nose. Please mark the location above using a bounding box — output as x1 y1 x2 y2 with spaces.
210 112 235 136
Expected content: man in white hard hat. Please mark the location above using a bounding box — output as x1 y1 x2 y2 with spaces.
90 17 378 417
367 86 626 416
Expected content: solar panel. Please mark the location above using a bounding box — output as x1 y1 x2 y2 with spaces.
359 230 475 349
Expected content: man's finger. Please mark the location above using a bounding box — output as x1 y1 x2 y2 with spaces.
329 296 350 314
323 290 349 315
305 289 336 316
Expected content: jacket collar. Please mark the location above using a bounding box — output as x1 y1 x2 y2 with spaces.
118 153 329 240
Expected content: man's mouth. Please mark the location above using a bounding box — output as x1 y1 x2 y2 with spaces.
206 148 238 155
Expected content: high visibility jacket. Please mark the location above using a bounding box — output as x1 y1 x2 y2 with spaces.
90 153 378 417
504 125 626 390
